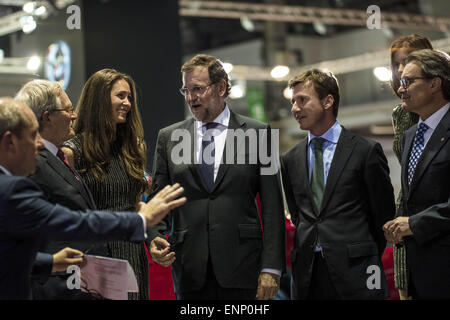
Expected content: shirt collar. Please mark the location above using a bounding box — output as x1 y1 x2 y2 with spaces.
195 104 230 132
418 102 450 131
308 121 342 145
42 138 59 156
0 165 12 176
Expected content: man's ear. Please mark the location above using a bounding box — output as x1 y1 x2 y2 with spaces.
0 131 16 152
430 77 442 92
322 94 334 111
217 79 227 97
41 111 50 124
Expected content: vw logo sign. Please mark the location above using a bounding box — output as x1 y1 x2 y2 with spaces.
45 40 71 89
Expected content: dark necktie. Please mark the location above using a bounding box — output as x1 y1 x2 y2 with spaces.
199 122 218 191
407 122 429 186
57 148 81 183
310 137 326 213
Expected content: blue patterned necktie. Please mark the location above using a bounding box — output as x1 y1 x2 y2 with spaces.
407 122 429 186
199 122 218 191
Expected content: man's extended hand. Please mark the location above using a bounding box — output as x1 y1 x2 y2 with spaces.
150 236 176 267
256 272 280 300
139 183 187 227
52 247 84 273
383 217 413 244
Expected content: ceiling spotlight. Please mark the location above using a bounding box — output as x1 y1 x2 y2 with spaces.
373 66 392 82
230 84 245 99
283 87 293 100
34 6 47 17
27 56 41 71
313 22 327 35
23 2 36 14
240 16 255 32
270 65 289 79
20 16 37 34
222 62 233 74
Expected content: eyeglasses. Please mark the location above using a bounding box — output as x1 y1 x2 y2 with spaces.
399 77 429 89
179 82 216 96
52 106 74 114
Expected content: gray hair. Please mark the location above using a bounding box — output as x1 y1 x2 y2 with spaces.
406 49 450 100
15 80 63 128
0 97 30 139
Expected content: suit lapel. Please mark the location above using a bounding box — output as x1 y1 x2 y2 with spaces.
319 128 355 216
408 109 450 196
401 124 416 195
41 148 95 208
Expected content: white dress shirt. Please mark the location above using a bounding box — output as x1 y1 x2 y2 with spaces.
418 102 450 148
194 104 230 181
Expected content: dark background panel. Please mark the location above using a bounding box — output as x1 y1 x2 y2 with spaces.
82 0 185 169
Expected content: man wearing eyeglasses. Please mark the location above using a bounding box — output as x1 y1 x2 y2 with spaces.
383 49 450 299
148 54 285 300
15 80 103 300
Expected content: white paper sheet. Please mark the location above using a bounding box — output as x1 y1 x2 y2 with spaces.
80 254 138 300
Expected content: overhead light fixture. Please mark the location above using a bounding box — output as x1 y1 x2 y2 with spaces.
373 66 392 82
222 62 233 74
27 55 41 71
230 84 245 99
270 65 289 79
34 6 47 17
23 2 36 14
0 49 3 63
240 16 255 32
283 87 293 100
20 16 37 34
313 22 327 35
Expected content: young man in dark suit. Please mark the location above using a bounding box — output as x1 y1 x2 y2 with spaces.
148 54 285 300
383 49 450 299
16 80 103 299
0 97 186 299
281 69 396 299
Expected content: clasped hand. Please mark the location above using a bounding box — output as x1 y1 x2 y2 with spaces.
383 216 413 244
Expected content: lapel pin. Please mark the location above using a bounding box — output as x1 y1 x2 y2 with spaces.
441 137 445 142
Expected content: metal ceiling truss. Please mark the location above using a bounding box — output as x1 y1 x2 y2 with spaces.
228 37 450 81
179 0 450 32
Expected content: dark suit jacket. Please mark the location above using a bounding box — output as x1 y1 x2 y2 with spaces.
31 252 53 284
0 174 145 300
29 148 107 299
281 128 395 299
148 110 285 294
399 107 450 299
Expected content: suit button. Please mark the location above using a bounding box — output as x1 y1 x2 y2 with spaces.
209 195 216 200
316 218 322 223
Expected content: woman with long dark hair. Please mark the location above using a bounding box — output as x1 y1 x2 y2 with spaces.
62 68 149 300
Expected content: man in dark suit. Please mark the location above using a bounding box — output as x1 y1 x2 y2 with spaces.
383 49 450 299
0 97 186 299
148 54 285 300
15 80 105 299
280 69 396 299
